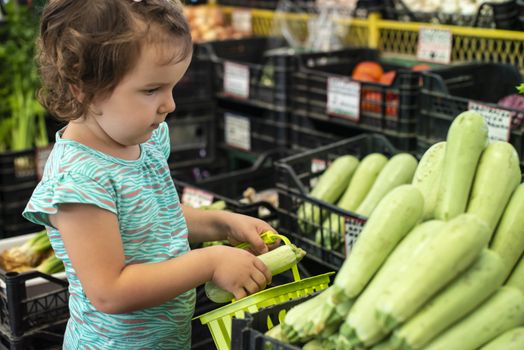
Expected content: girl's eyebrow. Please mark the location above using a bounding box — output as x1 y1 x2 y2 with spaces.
142 81 172 87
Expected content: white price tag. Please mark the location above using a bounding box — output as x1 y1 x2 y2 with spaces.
232 9 252 35
225 113 251 151
224 61 250 99
327 76 361 122
181 187 214 208
311 158 327 174
310 159 328 188
468 102 512 142
417 28 452 64
344 217 366 257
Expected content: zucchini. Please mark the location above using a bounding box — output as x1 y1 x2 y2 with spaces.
480 327 524 350
315 153 388 249
282 288 333 343
376 213 490 332
490 183 524 279
333 185 424 301
467 141 521 236
507 255 524 293
264 324 290 344
343 220 445 348
337 153 389 211
434 110 488 221
356 153 418 217
412 141 446 220
297 155 359 233
303 340 324 350
310 291 353 336
204 244 305 303
372 339 399 350
425 286 524 350
392 249 505 350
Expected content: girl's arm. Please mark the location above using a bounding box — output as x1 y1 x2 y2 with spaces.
182 204 275 254
50 203 271 314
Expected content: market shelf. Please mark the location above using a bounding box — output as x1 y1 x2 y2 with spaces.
213 6 524 74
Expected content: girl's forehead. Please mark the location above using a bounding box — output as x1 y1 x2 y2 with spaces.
143 33 191 63
123 42 191 83
139 40 190 67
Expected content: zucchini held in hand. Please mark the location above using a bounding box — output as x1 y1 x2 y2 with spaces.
204 244 306 303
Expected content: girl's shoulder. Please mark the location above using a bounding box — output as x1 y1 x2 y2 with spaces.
42 140 118 181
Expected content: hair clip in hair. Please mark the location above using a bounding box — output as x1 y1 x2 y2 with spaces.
133 0 143 2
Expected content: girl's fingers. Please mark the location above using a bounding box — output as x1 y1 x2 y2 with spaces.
233 288 247 301
243 278 262 295
251 269 269 291
253 258 272 283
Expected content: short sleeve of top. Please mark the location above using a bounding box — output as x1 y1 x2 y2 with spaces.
23 122 171 227
23 172 117 227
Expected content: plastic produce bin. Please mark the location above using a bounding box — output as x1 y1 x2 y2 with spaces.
275 134 399 270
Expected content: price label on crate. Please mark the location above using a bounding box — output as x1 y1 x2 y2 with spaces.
310 158 328 188
468 102 512 142
327 76 361 122
232 9 252 35
344 216 366 257
224 61 250 99
417 28 452 64
225 113 251 151
181 186 214 208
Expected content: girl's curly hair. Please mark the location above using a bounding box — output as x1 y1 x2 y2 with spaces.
37 0 192 121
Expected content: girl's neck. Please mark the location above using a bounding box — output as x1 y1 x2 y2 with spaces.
62 120 141 161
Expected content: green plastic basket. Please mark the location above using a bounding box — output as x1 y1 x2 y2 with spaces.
198 272 333 350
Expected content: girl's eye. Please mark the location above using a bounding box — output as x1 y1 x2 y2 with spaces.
144 88 158 95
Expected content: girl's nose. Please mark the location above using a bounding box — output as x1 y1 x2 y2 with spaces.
160 91 176 114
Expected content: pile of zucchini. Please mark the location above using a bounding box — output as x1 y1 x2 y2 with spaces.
266 111 524 349
297 146 419 251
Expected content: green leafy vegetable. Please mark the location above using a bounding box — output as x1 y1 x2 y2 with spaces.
0 1 48 151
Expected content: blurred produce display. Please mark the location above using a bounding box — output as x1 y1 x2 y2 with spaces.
390 0 520 29
184 5 250 42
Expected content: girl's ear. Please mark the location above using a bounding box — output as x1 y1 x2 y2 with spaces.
69 84 85 103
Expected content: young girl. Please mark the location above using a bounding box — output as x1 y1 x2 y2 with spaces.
23 1 276 348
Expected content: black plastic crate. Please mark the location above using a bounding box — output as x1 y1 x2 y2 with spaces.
354 0 388 19
0 150 37 188
192 148 291 205
475 0 519 30
172 44 214 109
204 37 297 110
166 102 216 171
217 102 288 155
0 200 43 238
0 149 45 237
0 269 69 348
275 134 399 270
230 293 317 350
173 149 291 221
170 143 266 184
292 49 420 152
289 113 362 152
0 321 66 350
417 63 524 161
216 0 280 10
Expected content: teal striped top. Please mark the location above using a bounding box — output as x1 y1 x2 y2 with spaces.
23 123 195 349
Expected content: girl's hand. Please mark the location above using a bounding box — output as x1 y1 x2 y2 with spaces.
222 212 279 255
209 245 272 300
